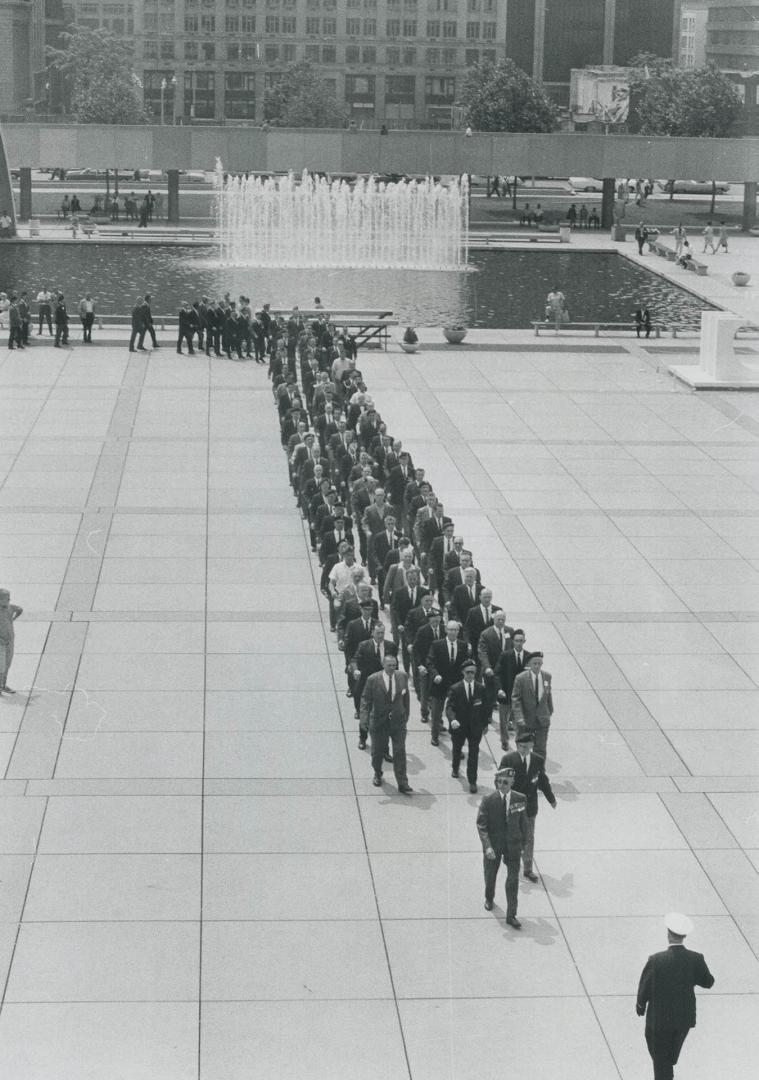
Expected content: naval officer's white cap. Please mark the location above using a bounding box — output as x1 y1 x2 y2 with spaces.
665 913 693 936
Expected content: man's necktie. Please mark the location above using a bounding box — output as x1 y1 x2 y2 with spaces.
467 682 472 701
499 632 505 651
388 674 393 698
469 587 475 603
449 643 454 662
534 675 539 702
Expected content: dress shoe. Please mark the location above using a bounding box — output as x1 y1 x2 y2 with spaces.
372 774 382 787
469 783 478 794
420 715 429 723
484 899 494 911
523 870 539 883
451 769 460 779
354 711 360 720
506 916 522 929
398 784 413 795
384 752 393 763
358 739 367 750
430 737 439 746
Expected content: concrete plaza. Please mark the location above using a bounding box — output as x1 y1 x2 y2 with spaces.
0 326 758 1079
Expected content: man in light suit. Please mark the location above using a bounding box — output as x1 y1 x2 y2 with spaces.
478 609 515 722
511 651 553 757
500 730 556 882
360 652 413 794
351 622 398 741
636 913 714 1080
445 658 488 793
476 767 527 927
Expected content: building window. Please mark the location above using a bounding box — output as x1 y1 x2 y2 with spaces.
467 0 479 9
185 71 215 118
264 44 279 61
442 47 456 64
282 14 296 30
442 20 456 37
483 0 494 10
305 43 320 60
241 42 257 59
466 21 479 38
465 48 478 64
425 75 455 100
184 13 198 31
185 41 198 60
225 71 255 118
403 46 416 63
225 14 239 30
734 82 746 103
144 12 158 30
403 18 416 35
481 48 495 62
161 40 175 59
282 43 295 59
388 0 400 6
200 13 215 30
322 44 336 61
159 12 173 31
427 20 439 37
241 14 255 30
387 45 400 65
346 17 360 34
323 17 336 33
363 18 376 34
227 43 240 59
482 20 495 39
144 40 159 59
265 15 279 30
387 18 400 36
306 15 319 31
346 45 360 62
385 74 415 102
362 45 376 62
345 74 375 102
426 47 439 64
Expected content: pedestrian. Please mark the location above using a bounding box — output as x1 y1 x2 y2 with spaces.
567 203 577 229
142 294 159 348
7 296 23 350
578 203 588 229
426 619 470 746
360 651 413 794
36 285 53 335
53 293 69 347
510 650 553 758
0 209 12 237
177 300 197 354
78 293 95 342
634 304 653 339
129 296 147 352
520 203 531 226
671 223 686 257
533 203 544 226
702 221 716 254
546 286 567 329
635 221 649 255
0 589 23 695
138 198 149 228
588 208 600 228
70 194 81 214
717 221 729 253
445 657 488 793
499 730 556 883
146 190 155 221
476 767 527 926
636 913 714 1080
677 240 693 269
60 195 70 219
18 291 30 345
154 191 163 219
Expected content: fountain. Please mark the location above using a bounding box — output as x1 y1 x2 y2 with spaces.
213 160 468 270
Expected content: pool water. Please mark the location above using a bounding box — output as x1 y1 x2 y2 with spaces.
0 246 714 330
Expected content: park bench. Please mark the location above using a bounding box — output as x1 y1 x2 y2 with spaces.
649 239 708 276
532 320 663 338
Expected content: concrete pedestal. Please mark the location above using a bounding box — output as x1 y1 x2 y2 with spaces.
670 311 759 389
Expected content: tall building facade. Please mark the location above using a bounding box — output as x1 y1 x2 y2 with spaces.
678 5 707 68
0 0 45 115
704 1 759 134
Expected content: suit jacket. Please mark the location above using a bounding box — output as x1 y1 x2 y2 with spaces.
420 514 451 554
319 524 355 566
476 789 528 858
371 529 399 570
463 604 502 651
352 638 398 685
362 502 396 537
426 637 470 698
386 463 414 506
444 565 482 603
495 648 533 701
360 669 410 730
450 582 483 625
392 585 429 629
382 562 418 606
405 605 433 652
637 946 714 1032
342 615 377 664
511 669 553 728
445 679 488 736
499 750 555 816
413 622 442 668
429 534 457 577
338 597 379 640
477 624 516 677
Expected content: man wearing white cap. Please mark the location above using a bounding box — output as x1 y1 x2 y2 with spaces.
636 913 714 1080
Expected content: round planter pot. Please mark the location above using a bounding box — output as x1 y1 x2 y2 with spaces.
400 342 419 353
732 272 751 287
443 328 468 344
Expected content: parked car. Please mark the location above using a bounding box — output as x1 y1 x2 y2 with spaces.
656 179 731 195
137 169 165 183
182 170 209 183
569 177 603 192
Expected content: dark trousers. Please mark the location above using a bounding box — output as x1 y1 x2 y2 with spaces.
144 322 158 348
81 313 94 342
253 336 265 362
54 321 68 346
483 850 521 917
21 320 29 344
38 306 52 334
370 721 408 787
7 326 23 349
206 327 221 356
451 726 483 784
430 695 446 740
645 1027 689 1080
129 325 145 350
177 330 195 354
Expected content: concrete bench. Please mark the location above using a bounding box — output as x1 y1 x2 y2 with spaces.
683 258 708 276
533 321 662 338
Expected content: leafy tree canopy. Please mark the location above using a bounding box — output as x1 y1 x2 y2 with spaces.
458 59 558 133
264 62 347 127
48 25 150 124
627 54 742 138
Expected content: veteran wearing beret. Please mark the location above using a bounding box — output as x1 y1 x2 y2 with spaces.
475 767 527 927
636 913 715 1080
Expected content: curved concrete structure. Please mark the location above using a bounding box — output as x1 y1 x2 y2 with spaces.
0 122 17 235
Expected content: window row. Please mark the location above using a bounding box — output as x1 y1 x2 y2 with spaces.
144 40 495 63
176 15 496 35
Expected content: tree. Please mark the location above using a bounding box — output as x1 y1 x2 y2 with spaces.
48 25 150 124
628 54 742 138
264 62 347 127
458 59 558 133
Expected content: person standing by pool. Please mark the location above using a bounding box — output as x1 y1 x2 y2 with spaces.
702 222 717 254
671 224 686 258
635 221 649 255
634 304 652 339
578 204 588 229
0 589 23 695
78 293 95 343
53 293 69 347
36 285 53 335
546 287 567 329
567 204 577 229
717 222 729 253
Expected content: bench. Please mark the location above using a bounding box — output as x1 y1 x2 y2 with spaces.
532 320 663 338
649 239 708 276
470 232 563 246
95 313 399 348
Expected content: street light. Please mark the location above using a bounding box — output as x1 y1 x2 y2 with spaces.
160 74 176 125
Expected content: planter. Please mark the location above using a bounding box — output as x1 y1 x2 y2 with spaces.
443 327 468 344
732 271 751 287
400 341 419 353
612 224 626 242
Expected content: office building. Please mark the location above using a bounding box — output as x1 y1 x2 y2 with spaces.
679 5 707 68
704 1 759 134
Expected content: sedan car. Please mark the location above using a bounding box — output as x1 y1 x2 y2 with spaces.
568 177 603 192
182 170 209 184
656 179 731 195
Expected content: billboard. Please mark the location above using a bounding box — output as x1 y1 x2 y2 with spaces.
570 66 630 126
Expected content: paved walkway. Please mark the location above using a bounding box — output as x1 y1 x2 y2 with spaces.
0 333 758 1079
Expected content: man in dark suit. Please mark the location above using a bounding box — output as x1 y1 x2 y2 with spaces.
413 606 443 721
495 628 531 750
445 658 488 792
636 913 714 1080
370 513 399 600
500 730 556 882
392 568 428 671
386 450 414 508
360 652 413 794
443 550 481 606
511 651 553 758
450 567 483 625
463 587 501 653
477 609 515 716
426 619 470 746
351 622 398 744
476 767 527 926
428 521 456 605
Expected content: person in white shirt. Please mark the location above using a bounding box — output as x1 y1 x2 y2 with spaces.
36 287 53 335
78 293 95 343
